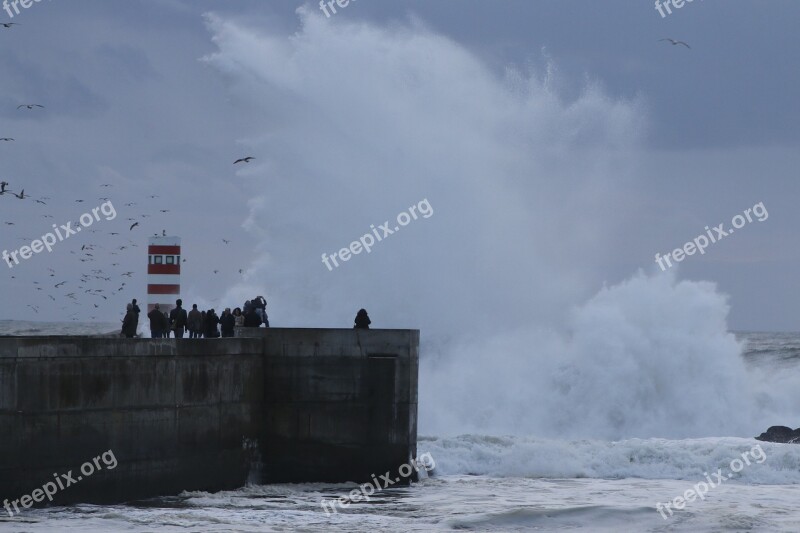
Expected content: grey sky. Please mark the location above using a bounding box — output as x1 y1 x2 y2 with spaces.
0 0 798 334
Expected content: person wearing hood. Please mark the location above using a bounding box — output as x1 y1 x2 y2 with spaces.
121 304 138 338
354 309 371 329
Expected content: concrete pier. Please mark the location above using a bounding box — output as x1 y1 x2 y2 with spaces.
0 328 418 506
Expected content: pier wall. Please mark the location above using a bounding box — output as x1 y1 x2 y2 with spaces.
0 329 418 505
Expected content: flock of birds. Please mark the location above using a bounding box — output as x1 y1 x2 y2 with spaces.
0 32 259 323
3 159 255 322
2 24 263 323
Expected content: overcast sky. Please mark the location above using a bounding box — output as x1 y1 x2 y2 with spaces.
1 0 798 334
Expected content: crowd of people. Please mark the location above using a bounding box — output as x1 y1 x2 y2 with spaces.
120 298 371 338
120 295 271 338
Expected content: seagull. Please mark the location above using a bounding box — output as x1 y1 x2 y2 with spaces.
0 138 13 141
55 282 67 288
0 23 20 28
34 199 46 205
234 157 255 164
17 104 44 110
0 181 8 194
160 209 169 213
222 239 231 244
129 222 139 231
660 38 690 49
12 189 24 199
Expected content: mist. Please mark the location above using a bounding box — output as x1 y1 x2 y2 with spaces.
200 8 794 440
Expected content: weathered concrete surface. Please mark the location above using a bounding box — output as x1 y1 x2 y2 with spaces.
237 328 419 484
0 329 418 506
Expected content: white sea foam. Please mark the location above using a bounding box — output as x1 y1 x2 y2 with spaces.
419 434 800 485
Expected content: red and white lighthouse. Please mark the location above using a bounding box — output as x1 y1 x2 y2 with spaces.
147 236 181 315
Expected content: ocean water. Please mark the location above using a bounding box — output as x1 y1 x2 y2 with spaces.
2 324 800 532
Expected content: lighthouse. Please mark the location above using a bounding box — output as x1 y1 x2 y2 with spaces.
147 236 181 315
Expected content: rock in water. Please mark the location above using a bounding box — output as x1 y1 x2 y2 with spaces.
755 426 800 443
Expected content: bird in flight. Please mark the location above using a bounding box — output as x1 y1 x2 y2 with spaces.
234 157 255 164
0 138 13 141
0 23 19 28
0 181 8 194
12 189 25 199
17 104 44 110
660 38 690 49
129 222 139 231
55 281 67 288
222 239 230 244
34 199 46 205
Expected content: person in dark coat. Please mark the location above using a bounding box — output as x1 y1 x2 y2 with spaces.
121 304 138 338
148 304 167 338
169 299 188 338
188 304 202 339
243 307 262 327
205 309 220 338
220 308 235 337
354 309 371 329
131 298 141 316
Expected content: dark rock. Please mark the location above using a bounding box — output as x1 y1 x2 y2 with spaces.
755 425 800 443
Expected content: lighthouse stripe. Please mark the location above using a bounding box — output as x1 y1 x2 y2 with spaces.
147 284 180 295
148 245 181 255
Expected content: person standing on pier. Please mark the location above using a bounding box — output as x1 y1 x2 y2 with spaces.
188 304 202 339
121 304 138 338
354 309 371 329
170 299 188 338
148 304 167 338
220 308 235 337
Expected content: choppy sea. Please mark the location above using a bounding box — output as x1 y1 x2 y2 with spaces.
2 322 800 532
